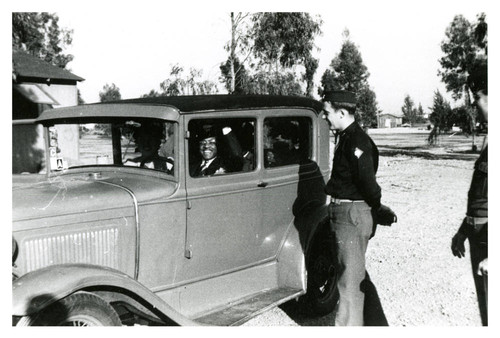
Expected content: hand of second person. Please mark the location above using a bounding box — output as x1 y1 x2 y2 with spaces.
451 232 467 258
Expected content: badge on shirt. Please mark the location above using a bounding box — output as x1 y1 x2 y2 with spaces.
354 147 364 158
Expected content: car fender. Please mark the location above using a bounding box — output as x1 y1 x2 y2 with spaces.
304 204 330 259
276 203 329 290
12 263 200 326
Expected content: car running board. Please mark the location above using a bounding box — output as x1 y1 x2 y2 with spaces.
194 286 303 326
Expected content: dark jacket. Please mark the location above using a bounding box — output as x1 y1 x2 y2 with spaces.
190 156 228 177
325 122 381 208
190 131 244 177
459 145 488 238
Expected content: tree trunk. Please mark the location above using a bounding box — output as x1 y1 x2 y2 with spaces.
465 87 476 151
229 13 236 94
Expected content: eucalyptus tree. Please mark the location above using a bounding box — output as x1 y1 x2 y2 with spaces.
12 12 74 68
221 12 322 96
439 13 487 148
320 30 379 127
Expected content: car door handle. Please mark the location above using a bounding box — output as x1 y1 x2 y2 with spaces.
257 181 268 188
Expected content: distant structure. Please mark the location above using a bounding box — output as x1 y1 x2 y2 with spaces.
12 50 84 174
377 113 403 128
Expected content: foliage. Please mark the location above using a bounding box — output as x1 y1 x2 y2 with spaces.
220 56 250 95
416 103 427 123
401 95 417 126
303 55 319 98
356 85 379 127
320 30 379 127
448 106 475 134
244 71 303 96
438 13 486 150
12 12 74 68
428 90 453 131
220 12 322 96
143 64 219 97
221 13 253 94
439 13 487 102
251 13 322 71
77 89 85 105
99 83 121 102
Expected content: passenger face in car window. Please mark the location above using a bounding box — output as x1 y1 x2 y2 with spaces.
199 136 218 161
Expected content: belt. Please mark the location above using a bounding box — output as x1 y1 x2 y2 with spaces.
331 198 365 205
466 216 488 226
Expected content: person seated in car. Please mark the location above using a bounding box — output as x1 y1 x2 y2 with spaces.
239 121 256 171
125 122 173 172
190 126 243 177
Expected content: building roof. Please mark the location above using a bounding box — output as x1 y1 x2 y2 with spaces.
379 113 403 118
12 50 84 82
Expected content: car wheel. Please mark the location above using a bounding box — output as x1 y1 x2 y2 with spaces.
305 234 339 316
17 291 121 326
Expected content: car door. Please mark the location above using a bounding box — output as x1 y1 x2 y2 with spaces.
181 114 264 281
257 109 325 260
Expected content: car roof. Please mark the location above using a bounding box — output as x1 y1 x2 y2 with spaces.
118 95 324 114
37 95 324 124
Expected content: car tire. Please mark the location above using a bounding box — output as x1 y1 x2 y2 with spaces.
16 291 122 326
304 233 339 316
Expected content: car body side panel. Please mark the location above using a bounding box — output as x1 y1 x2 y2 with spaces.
135 199 188 289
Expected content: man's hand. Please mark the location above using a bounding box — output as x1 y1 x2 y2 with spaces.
451 232 467 258
478 258 488 276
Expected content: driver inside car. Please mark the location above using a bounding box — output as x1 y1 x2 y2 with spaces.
125 122 173 172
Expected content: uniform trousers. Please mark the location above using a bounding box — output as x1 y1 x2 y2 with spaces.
329 201 373 326
469 225 488 326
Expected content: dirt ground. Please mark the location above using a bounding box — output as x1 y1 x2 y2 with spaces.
244 131 485 326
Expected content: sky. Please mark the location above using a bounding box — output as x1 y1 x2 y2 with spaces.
7 0 494 115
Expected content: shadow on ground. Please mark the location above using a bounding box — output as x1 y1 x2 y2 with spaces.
379 147 480 161
279 273 388 326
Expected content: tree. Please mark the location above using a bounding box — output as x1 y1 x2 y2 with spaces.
429 90 452 131
144 64 219 97
401 95 417 126
438 13 487 149
320 29 379 127
220 12 322 96
357 85 379 127
244 71 303 96
416 103 426 123
77 89 85 105
252 13 322 71
221 12 253 94
12 12 74 68
439 13 487 102
99 83 121 102
220 56 250 95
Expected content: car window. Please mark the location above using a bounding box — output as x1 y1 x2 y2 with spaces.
188 118 256 177
48 119 176 175
263 116 312 168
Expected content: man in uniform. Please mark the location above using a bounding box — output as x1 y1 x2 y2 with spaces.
451 62 488 326
322 90 382 326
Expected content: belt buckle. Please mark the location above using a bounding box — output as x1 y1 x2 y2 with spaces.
332 198 341 205
466 216 486 231
466 216 477 230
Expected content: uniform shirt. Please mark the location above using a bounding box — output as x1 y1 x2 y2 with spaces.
458 144 488 240
325 122 381 208
466 145 488 218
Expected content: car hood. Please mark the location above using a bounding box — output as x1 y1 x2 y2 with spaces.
12 172 178 224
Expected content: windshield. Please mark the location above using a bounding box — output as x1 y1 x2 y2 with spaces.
47 119 176 175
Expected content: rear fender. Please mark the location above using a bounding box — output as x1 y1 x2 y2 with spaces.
277 203 329 289
12 264 200 326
